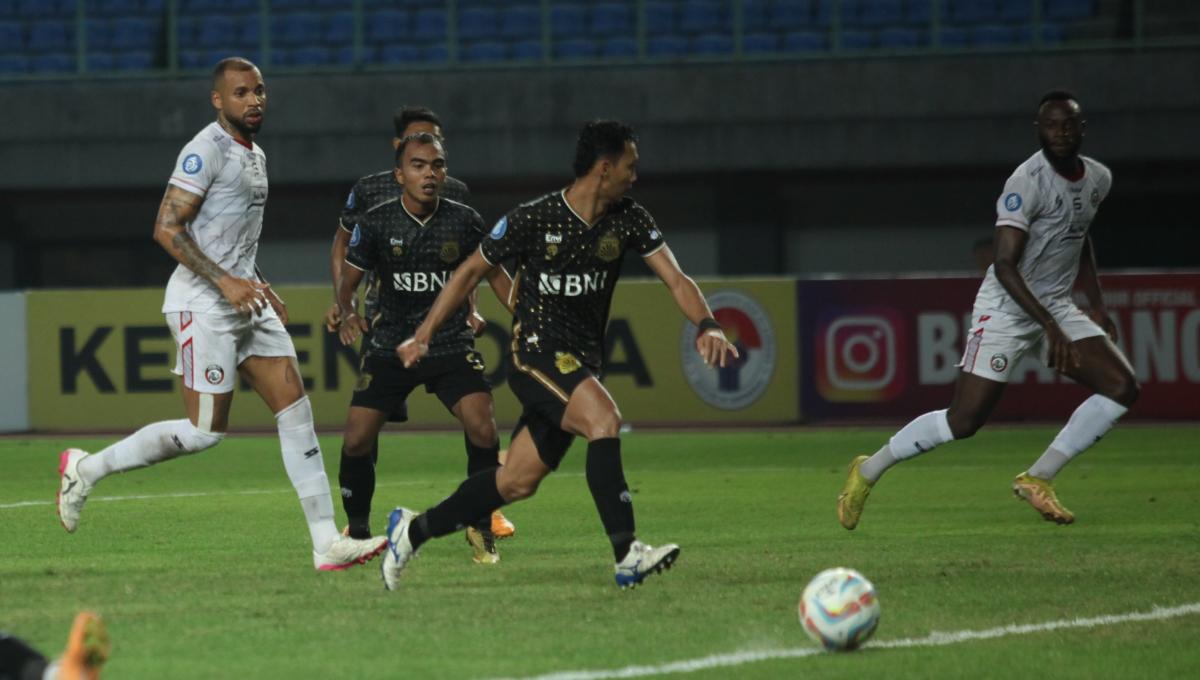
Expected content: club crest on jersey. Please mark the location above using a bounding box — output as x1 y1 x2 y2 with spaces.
356 371 373 392
989 353 1009 373
389 237 404 256
596 232 621 262
545 244 558 260
440 241 460 263
1004 193 1022 211
182 154 203 175
204 364 224 385
1090 189 1100 207
555 352 581 375
490 216 508 240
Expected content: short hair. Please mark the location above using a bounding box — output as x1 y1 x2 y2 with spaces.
211 56 258 89
394 132 444 166
1038 89 1079 113
393 106 444 138
572 120 638 178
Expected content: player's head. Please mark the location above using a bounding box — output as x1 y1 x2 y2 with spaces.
393 106 444 147
393 132 446 207
1036 90 1084 162
210 57 265 138
573 119 639 199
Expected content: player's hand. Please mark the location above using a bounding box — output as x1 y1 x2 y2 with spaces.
695 329 739 368
1044 322 1080 373
397 336 429 368
264 285 288 324
323 303 341 332
1087 307 1119 342
467 310 487 337
338 313 369 346
219 276 270 316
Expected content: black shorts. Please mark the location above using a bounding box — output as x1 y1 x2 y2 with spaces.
507 351 596 470
352 350 490 415
359 331 407 423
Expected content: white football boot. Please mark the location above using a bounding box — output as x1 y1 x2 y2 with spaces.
57 449 94 533
614 540 681 589
313 534 387 571
381 507 419 591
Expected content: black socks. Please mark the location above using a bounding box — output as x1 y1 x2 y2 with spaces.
409 467 506 550
338 443 376 539
586 438 636 562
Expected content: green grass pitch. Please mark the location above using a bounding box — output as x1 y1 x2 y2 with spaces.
2 426 1199 678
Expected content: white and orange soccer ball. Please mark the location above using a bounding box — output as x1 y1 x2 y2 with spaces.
798 567 881 651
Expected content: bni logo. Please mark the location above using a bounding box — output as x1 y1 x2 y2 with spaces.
680 290 776 410
815 309 906 402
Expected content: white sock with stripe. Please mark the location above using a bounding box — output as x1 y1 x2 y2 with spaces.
77 419 223 486
1027 395 1128 480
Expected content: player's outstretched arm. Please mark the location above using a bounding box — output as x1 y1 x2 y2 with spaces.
644 246 739 368
335 263 368 346
398 249 495 367
325 225 354 331
1078 236 1118 341
153 185 268 315
992 225 1078 371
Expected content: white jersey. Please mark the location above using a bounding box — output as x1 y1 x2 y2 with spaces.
162 121 269 313
974 150 1112 316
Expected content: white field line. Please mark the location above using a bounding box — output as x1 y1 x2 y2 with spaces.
499 602 1200 680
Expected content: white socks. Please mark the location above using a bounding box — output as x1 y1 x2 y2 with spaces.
1027 395 1128 480
77 419 223 486
860 409 954 482
275 396 339 555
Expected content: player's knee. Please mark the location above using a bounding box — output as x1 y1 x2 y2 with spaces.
1112 375 1141 406
341 435 374 458
501 473 541 502
583 409 622 441
465 419 498 449
178 423 224 454
946 411 983 440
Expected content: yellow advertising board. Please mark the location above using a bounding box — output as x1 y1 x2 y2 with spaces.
26 279 797 431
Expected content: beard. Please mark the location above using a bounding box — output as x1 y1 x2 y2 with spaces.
228 111 262 136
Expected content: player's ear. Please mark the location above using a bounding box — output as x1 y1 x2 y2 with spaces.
391 137 401 150
210 89 222 112
393 167 404 184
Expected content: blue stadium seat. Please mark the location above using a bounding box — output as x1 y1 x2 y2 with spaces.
462 41 509 62
551 4 587 39
290 46 335 66
0 21 23 51
691 33 732 55
112 18 159 50
646 34 687 58
679 1 728 35
500 5 541 40
555 38 598 60
781 30 828 52
771 0 814 31
176 17 198 47
271 13 321 47
27 21 73 53
29 53 75 73
0 55 28 73
591 3 634 37
323 12 353 46
180 49 207 69
878 26 925 48
857 0 904 28
458 7 497 41
972 24 1018 46
601 36 637 57
86 0 137 17
366 10 408 44
115 51 154 70
87 52 115 72
238 15 261 47
198 16 236 48
228 0 259 11
937 26 970 46
998 0 1033 22
645 2 674 34
511 39 543 61
86 21 111 51
377 44 422 63
904 0 932 25
815 0 834 28
413 9 447 39
742 0 771 32
18 0 73 18
1015 22 1066 44
743 32 779 53
422 43 447 62
947 0 998 26
840 30 874 49
1045 0 1093 21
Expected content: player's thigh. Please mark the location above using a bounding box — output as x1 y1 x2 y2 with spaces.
167 311 236 431
561 378 621 440
239 355 305 413
945 371 1007 438
1063 336 1139 404
181 385 234 433
342 406 389 456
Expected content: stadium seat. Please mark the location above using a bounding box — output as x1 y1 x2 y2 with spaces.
323 12 353 46
366 10 408 44
741 0 770 32
458 7 497 41
462 41 509 62
645 2 674 34
937 26 970 46
422 42 448 62
554 38 598 60
29 53 75 73
858 0 904 28
271 13 321 47
198 16 236 49
771 0 814 30
86 0 138 17
27 21 73 53
500 5 541 40
998 0 1034 22
878 26 925 48
646 34 687 58
1045 0 1093 21
679 1 728 35
1015 22 1067 44
0 21 23 51
781 30 828 52
904 0 932 26
601 36 637 57
511 39 543 61
0 54 29 73
110 18 159 51
551 4 587 39
18 0 73 18
377 44 422 63
972 24 1019 46
238 15 261 47
180 49 207 69
947 0 998 26
691 33 733 55
115 51 154 70
413 9 447 40
290 46 335 66
840 30 874 50
815 0 834 28
86 21 111 51
87 52 115 72
591 3 634 37
743 32 779 53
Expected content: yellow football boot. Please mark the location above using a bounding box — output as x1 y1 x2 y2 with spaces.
1013 473 1075 524
837 455 875 530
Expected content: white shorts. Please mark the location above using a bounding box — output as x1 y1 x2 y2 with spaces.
166 308 297 394
958 303 1105 383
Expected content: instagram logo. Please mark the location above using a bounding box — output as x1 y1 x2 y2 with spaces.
816 309 906 402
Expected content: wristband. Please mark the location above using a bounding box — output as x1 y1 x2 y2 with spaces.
698 317 722 334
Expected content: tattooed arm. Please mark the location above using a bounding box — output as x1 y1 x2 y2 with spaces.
152 185 268 315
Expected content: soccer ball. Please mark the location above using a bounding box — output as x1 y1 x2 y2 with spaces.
798 567 881 651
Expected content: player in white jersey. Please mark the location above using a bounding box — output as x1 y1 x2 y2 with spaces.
838 90 1140 528
55 57 387 571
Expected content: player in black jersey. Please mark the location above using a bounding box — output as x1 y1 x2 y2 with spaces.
335 132 514 562
383 120 739 590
